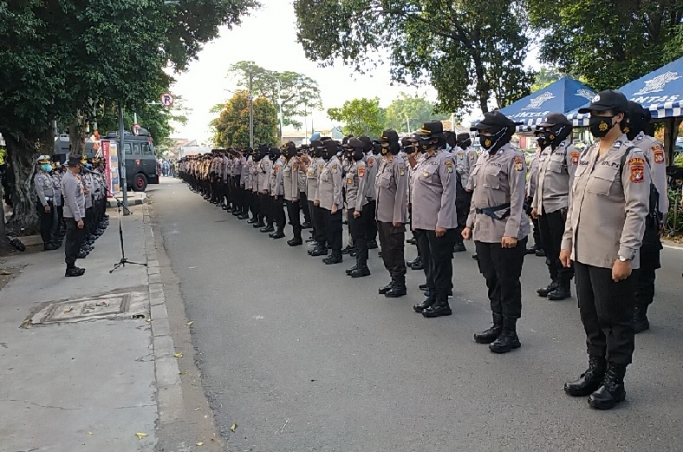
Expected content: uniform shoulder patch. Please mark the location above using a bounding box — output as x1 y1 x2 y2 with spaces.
570 151 580 165
513 155 524 171
628 157 645 166
630 164 645 183
652 145 665 164
398 165 406 176
368 158 374 167
358 166 366 178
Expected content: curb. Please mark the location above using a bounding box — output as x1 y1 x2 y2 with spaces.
107 197 146 208
142 203 183 424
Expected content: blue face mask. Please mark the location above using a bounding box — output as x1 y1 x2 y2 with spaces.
41 164 52 172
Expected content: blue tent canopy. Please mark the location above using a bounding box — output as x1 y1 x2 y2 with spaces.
496 77 597 132
568 55 683 123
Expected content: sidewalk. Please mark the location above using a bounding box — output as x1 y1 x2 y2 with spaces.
0 204 176 451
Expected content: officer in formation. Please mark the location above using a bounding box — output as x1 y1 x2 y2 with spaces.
525 131 545 256
61 154 87 277
561 90 651 410
34 156 60 251
451 132 478 253
343 138 371 278
315 140 344 264
531 113 579 301
282 142 303 246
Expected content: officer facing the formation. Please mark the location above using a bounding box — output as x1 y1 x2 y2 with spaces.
61 155 87 277
560 90 650 410
452 132 478 253
315 140 344 264
463 111 529 354
532 113 579 301
625 101 668 333
34 155 58 251
282 142 303 246
375 129 409 298
344 138 370 278
411 121 458 318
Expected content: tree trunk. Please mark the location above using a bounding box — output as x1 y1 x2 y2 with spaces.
68 117 86 155
471 52 490 114
0 182 12 255
3 131 43 233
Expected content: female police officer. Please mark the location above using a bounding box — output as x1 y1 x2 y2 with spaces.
462 111 529 354
560 90 650 410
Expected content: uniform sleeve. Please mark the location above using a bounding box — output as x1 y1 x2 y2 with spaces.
291 163 299 200
393 162 408 224
65 179 83 222
332 164 343 207
35 176 47 206
436 156 458 230
504 154 527 238
355 164 367 212
619 149 651 260
314 166 321 203
565 145 580 190
649 142 669 216
463 149 477 188
274 163 283 194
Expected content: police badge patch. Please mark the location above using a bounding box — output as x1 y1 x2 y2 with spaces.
653 146 665 164
514 156 524 171
570 151 580 165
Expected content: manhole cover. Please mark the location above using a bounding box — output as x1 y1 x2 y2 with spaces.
25 292 147 326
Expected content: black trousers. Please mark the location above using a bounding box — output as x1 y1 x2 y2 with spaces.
455 182 472 244
475 238 527 320
286 199 302 239
37 200 54 245
312 203 327 246
377 221 406 278
259 193 272 226
415 229 458 301
635 225 662 308
232 176 241 210
575 261 636 364
539 208 573 282
348 208 369 267
272 196 286 232
323 208 343 252
366 200 377 242
64 217 85 268
299 191 311 223
531 216 541 249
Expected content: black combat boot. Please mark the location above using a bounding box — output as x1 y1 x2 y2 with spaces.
260 225 275 233
252 220 265 228
44 243 59 251
409 256 423 270
632 306 650 333
287 237 302 246
418 283 428 291
323 250 343 265
346 264 358 275
413 295 436 313
537 279 558 297
367 240 378 250
65 266 86 277
453 242 466 252
588 363 627 410
547 276 571 301
564 356 607 397
378 280 393 295
341 244 353 255
489 317 521 353
474 313 503 344
247 217 258 224
421 296 451 317
270 229 285 239
385 275 407 298
309 245 328 257
350 267 370 278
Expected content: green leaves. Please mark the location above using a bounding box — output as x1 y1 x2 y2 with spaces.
384 93 447 133
211 91 278 148
327 98 385 137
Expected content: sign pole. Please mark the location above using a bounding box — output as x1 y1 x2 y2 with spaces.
119 104 129 214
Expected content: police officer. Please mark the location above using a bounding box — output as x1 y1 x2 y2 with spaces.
360 136 379 250
525 132 545 256
404 137 424 271
34 155 58 251
454 133 478 252
303 141 328 255
257 145 274 232
344 138 371 277
51 160 66 246
316 140 344 264
269 147 286 239
625 101 668 333
561 90 650 410
376 130 409 298
238 149 251 220
282 142 303 246
532 113 579 301
463 111 529 354
61 155 87 277
411 121 458 317
297 146 312 229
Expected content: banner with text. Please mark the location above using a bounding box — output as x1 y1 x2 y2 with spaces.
101 140 121 196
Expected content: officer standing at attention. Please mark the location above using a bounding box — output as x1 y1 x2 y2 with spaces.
376 130 409 298
34 155 58 251
463 111 529 354
532 113 579 301
411 121 459 318
560 90 650 410
61 155 87 277
303 141 328 255
453 132 478 253
269 147 286 239
282 142 303 246
360 136 379 250
315 140 344 264
257 145 274 233
525 132 545 256
344 138 370 278
625 101 668 333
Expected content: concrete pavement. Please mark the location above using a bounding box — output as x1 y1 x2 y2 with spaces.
152 177 683 452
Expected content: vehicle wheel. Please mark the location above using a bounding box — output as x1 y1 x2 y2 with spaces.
133 173 148 192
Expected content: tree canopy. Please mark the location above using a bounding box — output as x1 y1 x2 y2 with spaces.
228 61 323 130
328 98 386 137
293 0 534 115
384 93 447 133
526 0 683 91
211 91 278 148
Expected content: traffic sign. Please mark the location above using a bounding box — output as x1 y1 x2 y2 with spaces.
160 92 174 107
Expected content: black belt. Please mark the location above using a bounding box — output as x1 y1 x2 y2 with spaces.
475 203 511 221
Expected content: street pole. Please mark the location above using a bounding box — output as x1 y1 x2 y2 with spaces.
277 80 284 145
249 72 254 148
119 104 129 214
406 116 411 134
303 101 307 144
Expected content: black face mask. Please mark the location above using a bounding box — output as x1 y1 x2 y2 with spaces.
352 149 364 161
321 150 331 160
537 136 549 151
589 116 615 138
417 137 433 152
480 127 509 154
457 139 472 150
380 144 389 156
625 115 645 141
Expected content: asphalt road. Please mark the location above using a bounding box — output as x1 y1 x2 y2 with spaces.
152 177 683 452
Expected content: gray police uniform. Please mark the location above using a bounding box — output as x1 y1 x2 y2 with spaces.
61 170 86 269
375 155 409 281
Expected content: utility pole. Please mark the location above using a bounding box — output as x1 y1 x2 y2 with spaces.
248 72 254 148
277 80 284 145
119 104 129 213
405 115 411 134
303 101 308 144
